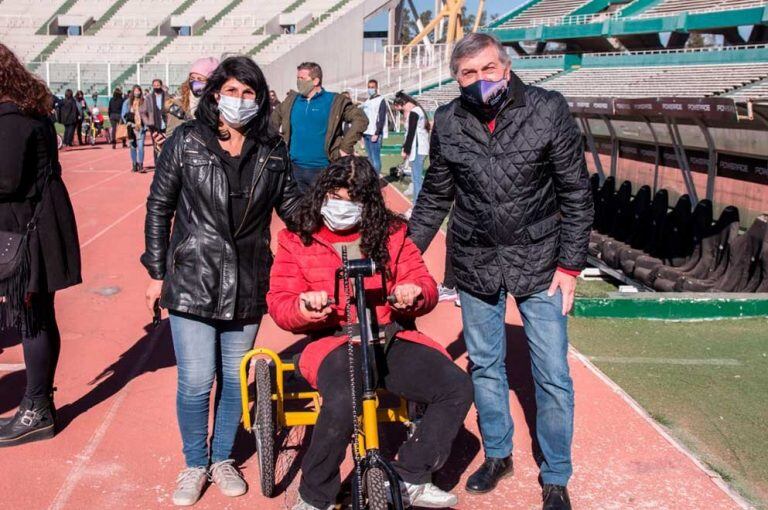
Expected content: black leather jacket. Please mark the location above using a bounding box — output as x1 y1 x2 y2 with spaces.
408 74 593 297
141 121 301 320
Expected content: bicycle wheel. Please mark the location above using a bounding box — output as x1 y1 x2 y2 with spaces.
253 359 276 497
363 466 388 510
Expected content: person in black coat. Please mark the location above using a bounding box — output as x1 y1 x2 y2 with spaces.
58 89 79 147
0 43 81 447
108 87 126 149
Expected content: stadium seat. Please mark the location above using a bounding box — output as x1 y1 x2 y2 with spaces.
603 189 667 269
755 236 768 293
589 180 636 256
618 194 688 277
634 199 713 286
677 215 767 293
600 187 657 267
653 206 741 291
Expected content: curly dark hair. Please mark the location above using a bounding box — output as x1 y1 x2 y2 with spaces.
290 156 404 275
0 43 52 117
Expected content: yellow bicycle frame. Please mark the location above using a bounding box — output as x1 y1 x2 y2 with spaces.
239 347 410 455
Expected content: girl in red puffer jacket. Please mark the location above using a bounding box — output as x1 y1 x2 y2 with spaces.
267 156 472 510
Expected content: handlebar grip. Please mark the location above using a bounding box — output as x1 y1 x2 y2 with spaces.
302 297 336 311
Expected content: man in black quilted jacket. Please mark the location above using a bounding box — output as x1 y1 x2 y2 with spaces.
408 33 593 510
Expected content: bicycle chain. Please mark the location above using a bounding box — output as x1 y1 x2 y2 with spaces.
342 246 365 508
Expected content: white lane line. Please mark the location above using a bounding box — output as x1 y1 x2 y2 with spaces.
0 363 26 372
80 202 145 249
47 324 166 510
570 347 753 510
69 171 127 197
588 356 741 366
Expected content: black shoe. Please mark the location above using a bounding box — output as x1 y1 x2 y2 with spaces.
0 396 56 448
465 456 514 494
542 485 571 510
139 163 147 173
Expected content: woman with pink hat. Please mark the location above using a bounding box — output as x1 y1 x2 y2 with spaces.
165 57 220 137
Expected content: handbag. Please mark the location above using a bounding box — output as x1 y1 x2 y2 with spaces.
115 123 128 140
0 165 51 331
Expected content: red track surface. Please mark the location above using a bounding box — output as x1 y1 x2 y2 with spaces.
0 145 743 509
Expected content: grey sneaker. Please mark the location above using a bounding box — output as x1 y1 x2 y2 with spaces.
389 480 459 508
292 494 334 510
172 467 207 506
437 284 458 302
209 459 247 497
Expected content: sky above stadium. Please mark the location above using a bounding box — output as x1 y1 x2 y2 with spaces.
365 0 528 31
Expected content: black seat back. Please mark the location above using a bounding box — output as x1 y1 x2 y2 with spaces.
595 176 616 233
629 189 667 250
660 195 693 263
609 181 633 241
713 215 768 292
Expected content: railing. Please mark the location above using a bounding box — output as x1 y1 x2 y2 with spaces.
499 12 614 29
582 43 768 58
624 1 768 20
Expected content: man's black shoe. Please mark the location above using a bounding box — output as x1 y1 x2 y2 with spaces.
0 396 56 448
542 484 571 510
464 456 514 494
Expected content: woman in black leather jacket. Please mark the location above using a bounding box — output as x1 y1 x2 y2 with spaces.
141 56 300 506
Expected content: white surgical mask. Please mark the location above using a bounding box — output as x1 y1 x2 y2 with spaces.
217 94 259 128
367 88 376 98
321 198 363 231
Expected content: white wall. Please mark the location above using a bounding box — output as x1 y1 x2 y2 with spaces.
264 2 366 98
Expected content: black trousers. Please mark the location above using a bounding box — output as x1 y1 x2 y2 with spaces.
63 124 77 146
299 340 472 508
75 119 84 145
21 293 61 401
109 115 124 147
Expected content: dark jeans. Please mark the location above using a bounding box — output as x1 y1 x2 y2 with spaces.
22 293 61 400
63 123 77 146
75 119 84 145
299 341 472 508
292 164 326 195
109 114 125 147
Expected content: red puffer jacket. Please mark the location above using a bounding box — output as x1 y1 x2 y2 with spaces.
267 223 450 388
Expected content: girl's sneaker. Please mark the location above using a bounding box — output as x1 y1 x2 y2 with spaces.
209 459 247 497
438 284 458 302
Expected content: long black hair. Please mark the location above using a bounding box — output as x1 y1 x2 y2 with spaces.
196 56 275 142
393 90 431 132
290 156 404 275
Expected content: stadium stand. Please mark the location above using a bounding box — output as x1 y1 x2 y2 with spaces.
494 0 593 29
633 0 768 18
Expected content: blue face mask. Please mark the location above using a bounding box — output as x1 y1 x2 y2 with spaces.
459 76 509 120
189 80 206 97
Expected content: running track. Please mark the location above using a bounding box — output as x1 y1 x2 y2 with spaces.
0 145 746 510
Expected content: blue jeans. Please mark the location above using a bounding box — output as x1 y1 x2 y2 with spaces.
292 164 326 195
129 127 146 165
411 154 425 203
459 287 574 486
363 135 382 173
169 312 261 468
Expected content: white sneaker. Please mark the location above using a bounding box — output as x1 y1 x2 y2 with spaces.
437 284 458 302
389 481 459 508
209 459 247 497
455 294 461 308
403 207 413 220
172 467 208 506
292 494 334 510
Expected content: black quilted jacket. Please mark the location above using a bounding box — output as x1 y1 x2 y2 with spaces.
141 121 301 320
408 73 593 297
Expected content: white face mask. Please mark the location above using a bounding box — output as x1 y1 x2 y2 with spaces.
321 198 363 231
217 94 259 128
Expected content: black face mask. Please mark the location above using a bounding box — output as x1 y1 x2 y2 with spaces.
153 87 163 94
459 77 509 121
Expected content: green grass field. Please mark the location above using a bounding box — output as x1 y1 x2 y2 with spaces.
368 145 768 508
570 318 768 509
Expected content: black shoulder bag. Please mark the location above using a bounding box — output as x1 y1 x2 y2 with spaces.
0 166 51 332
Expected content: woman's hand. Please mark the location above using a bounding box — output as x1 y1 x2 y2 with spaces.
146 279 163 312
391 283 422 309
299 291 333 321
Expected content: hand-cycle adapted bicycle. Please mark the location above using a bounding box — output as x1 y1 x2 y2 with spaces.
239 250 414 509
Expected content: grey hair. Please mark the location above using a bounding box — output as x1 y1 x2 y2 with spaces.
450 33 511 77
